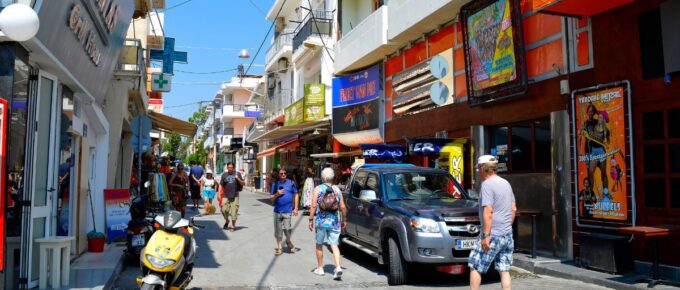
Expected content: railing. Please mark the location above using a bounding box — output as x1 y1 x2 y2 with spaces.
263 89 292 119
265 30 295 64
117 39 146 74
293 10 333 52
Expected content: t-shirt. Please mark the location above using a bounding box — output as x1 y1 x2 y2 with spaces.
314 184 342 231
270 179 298 213
189 165 204 186
202 178 215 189
479 175 516 236
220 171 242 199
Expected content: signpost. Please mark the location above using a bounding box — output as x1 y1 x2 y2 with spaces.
131 115 152 196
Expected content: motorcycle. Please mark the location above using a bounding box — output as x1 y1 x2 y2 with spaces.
136 210 202 290
125 182 157 262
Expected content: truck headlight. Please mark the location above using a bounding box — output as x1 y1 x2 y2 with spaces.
410 217 440 233
145 254 175 268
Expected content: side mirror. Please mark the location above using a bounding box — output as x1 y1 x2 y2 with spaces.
467 189 480 200
359 189 378 202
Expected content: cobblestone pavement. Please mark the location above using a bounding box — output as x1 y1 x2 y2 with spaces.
113 190 611 290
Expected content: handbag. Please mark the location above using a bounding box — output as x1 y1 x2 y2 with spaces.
236 173 244 192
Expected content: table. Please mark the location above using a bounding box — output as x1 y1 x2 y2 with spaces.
618 225 680 288
35 236 75 289
515 210 542 259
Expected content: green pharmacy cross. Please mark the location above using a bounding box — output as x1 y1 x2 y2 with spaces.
151 73 172 92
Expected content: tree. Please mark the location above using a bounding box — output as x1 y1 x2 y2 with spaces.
188 106 209 127
161 133 182 158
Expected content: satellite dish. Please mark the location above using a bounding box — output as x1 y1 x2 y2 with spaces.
430 81 449 106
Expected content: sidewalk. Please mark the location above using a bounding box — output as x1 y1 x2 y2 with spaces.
513 254 680 290
63 243 126 290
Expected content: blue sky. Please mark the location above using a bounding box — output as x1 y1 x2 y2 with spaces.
157 0 273 121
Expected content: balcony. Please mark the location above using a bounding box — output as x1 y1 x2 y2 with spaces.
117 39 146 75
388 0 472 44
334 6 392 74
262 89 293 124
265 30 294 71
222 104 261 122
292 10 333 53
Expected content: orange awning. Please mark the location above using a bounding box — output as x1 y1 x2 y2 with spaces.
531 0 635 17
257 139 300 158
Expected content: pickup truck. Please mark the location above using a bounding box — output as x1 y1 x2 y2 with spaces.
341 164 480 285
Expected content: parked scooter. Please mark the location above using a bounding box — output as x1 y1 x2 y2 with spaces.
125 182 157 261
136 210 202 290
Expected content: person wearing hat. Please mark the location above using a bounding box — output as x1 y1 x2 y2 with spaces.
200 169 218 215
468 155 517 290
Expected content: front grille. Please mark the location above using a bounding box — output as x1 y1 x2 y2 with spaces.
444 216 480 238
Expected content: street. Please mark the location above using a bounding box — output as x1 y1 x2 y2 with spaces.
113 189 612 290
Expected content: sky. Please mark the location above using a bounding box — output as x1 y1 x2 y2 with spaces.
157 0 274 121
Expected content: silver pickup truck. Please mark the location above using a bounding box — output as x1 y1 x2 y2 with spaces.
341 164 480 285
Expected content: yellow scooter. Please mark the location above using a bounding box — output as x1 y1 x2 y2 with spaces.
136 210 201 290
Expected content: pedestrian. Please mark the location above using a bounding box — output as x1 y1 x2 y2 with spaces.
269 168 299 256
169 163 189 218
201 169 218 215
468 155 517 290
189 160 204 209
308 167 347 280
220 162 244 231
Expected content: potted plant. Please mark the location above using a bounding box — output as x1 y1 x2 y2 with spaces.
87 231 106 253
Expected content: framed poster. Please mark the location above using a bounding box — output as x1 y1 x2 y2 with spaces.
104 189 131 243
0 98 7 271
461 0 528 106
572 81 635 227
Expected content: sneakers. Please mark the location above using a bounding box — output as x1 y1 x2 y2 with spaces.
333 267 343 280
313 268 325 276
223 222 229 230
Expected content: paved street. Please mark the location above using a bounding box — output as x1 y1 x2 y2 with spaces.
113 189 611 290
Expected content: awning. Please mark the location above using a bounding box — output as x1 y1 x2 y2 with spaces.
250 117 330 142
532 0 635 17
309 150 363 159
148 111 197 137
257 139 300 158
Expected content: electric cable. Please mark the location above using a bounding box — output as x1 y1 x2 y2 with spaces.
306 0 335 63
165 0 194 11
244 0 287 76
175 68 239 75
248 0 267 17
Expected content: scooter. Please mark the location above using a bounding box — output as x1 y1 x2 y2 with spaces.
125 182 157 262
136 210 202 290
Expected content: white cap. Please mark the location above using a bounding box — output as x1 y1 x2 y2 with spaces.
206 169 213 175
477 155 498 166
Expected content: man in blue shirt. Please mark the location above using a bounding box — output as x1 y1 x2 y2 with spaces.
189 161 204 209
269 168 299 256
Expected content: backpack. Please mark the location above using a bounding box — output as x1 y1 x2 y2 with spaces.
318 185 340 212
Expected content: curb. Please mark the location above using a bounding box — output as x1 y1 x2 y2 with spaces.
103 246 126 290
531 265 641 290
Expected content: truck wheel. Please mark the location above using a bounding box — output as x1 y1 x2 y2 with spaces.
387 236 407 285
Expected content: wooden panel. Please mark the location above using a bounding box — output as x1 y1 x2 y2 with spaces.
525 39 563 77
455 73 468 98
523 13 562 44
577 30 590 66
428 25 455 56
454 48 465 72
404 41 427 68
385 54 404 78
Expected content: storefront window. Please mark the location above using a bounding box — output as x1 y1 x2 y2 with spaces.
57 87 75 236
488 118 551 173
640 106 680 209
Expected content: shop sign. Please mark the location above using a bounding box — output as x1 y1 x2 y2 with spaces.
332 98 380 135
304 84 325 122
0 99 7 270
572 81 633 225
284 99 304 126
332 64 381 107
461 0 527 106
104 189 131 243
148 98 163 113
406 138 453 155
360 144 406 162
392 48 455 117
151 73 172 92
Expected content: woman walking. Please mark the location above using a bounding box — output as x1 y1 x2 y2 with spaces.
169 164 189 217
201 169 218 214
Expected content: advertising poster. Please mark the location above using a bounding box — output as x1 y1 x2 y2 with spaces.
466 0 517 91
0 99 7 270
284 99 304 126
104 189 131 243
332 99 380 134
574 85 628 221
332 64 381 107
304 84 325 121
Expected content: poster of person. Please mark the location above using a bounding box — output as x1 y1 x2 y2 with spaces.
574 85 628 221
466 0 517 91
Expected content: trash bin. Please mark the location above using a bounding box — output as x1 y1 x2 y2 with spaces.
254 176 261 190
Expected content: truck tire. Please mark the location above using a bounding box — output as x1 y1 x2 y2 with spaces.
387 236 407 285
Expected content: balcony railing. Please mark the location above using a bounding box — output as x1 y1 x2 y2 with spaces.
117 39 146 74
265 30 294 65
292 10 333 52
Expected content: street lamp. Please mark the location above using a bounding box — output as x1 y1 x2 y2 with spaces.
238 48 250 59
0 3 40 42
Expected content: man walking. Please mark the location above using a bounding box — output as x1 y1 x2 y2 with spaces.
469 155 517 290
189 161 204 209
269 168 299 255
220 162 244 231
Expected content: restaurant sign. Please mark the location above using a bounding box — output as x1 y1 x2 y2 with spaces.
284 99 304 126
304 84 325 122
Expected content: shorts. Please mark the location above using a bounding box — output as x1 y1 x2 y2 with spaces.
221 197 239 221
273 213 292 238
202 188 216 199
315 228 341 245
590 147 606 163
190 184 201 200
468 233 514 273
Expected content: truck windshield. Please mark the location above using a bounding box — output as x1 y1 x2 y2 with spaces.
384 172 467 201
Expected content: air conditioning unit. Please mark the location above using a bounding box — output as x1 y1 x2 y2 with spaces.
275 17 285 33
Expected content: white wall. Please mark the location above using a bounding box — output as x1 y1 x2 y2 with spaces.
83 103 110 236
341 0 373 37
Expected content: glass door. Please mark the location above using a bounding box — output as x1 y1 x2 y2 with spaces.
26 72 60 288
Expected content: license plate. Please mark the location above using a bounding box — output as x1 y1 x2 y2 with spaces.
455 239 477 250
132 234 146 247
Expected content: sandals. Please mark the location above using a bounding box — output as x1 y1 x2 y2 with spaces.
286 241 297 253
275 248 283 256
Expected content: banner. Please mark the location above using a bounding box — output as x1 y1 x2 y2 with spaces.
574 85 628 221
0 98 7 271
104 189 131 243
360 144 406 162
407 138 454 155
332 64 381 107
304 84 325 121
332 98 380 135
284 99 304 126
